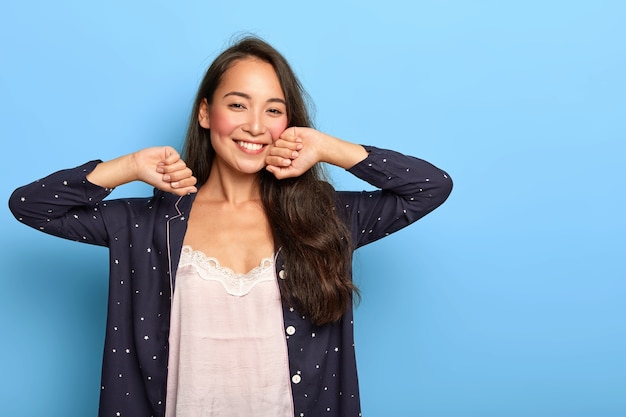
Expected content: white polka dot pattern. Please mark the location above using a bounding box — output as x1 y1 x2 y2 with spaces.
8 146 452 417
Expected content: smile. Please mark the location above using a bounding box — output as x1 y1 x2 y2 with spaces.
236 141 264 151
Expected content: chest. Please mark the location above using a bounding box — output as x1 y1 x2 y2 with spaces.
183 198 274 275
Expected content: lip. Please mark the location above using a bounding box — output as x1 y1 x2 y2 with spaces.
234 139 267 154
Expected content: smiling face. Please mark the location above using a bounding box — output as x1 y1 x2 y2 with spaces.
198 57 289 176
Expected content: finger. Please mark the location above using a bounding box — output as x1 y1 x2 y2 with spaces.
273 138 303 151
162 146 181 164
169 175 198 194
279 126 302 142
265 165 284 178
170 185 198 196
170 175 198 190
265 156 292 168
163 167 194 182
159 159 188 175
266 164 297 180
268 145 299 160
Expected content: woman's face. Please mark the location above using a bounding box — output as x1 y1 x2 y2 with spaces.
199 57 289 175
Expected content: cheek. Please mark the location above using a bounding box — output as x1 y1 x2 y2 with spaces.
209 108 239 135
268 119 289 141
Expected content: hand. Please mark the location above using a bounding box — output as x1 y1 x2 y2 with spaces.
265 127 368 179
133 146 198 195
265 127 323 179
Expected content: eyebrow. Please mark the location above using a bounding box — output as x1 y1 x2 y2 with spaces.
223 91 286 105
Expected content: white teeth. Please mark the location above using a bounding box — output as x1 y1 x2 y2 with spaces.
237 141 263 151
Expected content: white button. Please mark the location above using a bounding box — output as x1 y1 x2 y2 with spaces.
286 326 296 336
278 269 286 279
292 374 301 384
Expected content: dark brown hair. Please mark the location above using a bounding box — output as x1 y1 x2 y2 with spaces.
182 36 356 325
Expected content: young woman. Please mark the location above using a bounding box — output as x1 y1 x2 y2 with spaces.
9 37 452 417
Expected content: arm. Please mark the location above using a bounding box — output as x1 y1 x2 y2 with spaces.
265 127 368 177
340 145 452 248
265 128 452 248
9 160 118 245
86 146 197 194
9 147 197 245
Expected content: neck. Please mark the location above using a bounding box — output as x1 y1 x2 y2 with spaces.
201 162 262 205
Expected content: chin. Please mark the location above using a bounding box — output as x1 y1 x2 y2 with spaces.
235 164 266 175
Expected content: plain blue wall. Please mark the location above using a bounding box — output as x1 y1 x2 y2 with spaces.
1 1 624 416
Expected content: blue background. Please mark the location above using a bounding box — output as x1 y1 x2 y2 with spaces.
1 1 624 416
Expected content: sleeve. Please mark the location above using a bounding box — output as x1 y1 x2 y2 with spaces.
338 145 453 249
8 161 118 247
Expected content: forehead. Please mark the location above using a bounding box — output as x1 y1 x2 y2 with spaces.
216 58 285 99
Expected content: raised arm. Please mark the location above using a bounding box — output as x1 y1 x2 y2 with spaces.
265 127 369 177
87 146 197 195
340 145 452 248
9 146 197 246
265 127 452 248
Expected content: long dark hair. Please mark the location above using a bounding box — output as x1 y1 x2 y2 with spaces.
182 36 356 325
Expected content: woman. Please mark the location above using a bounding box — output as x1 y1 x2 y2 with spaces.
9 37 452 417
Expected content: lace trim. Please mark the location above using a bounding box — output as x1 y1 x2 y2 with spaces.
178 245 275 297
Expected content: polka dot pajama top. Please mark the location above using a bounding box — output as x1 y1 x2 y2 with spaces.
9 145 453 417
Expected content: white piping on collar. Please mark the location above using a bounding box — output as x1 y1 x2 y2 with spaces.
166 194 185 301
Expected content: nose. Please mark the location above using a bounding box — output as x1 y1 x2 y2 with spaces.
242 111 266 136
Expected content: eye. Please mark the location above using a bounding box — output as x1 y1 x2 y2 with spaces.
267 108 284 116
228 103 246 110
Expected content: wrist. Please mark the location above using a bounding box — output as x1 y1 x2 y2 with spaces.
86 153 137 188
318 135 368 169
